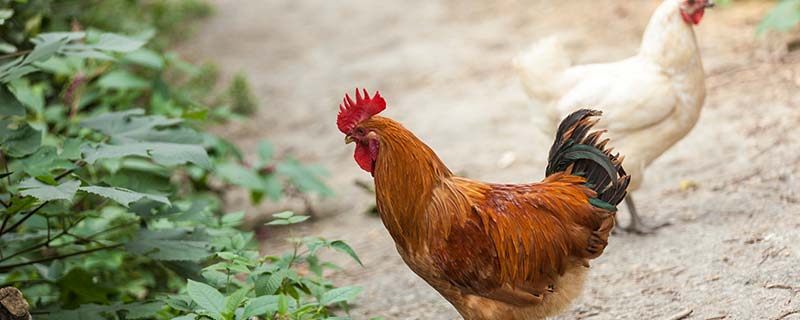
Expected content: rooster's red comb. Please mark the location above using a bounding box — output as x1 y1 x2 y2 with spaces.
337 88 386 134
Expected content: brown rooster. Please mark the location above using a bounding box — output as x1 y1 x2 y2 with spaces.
338 89 630 319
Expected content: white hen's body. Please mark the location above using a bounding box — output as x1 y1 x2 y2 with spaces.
515 0 706 190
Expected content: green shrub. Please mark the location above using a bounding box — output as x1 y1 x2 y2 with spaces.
226 73 258 116
0 3 360 319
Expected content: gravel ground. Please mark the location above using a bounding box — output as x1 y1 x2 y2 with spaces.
179 0 800 319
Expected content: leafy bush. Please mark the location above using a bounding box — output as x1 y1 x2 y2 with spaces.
0 0 212 51
225 73 258 116
0 2 359 319
168 212 364 320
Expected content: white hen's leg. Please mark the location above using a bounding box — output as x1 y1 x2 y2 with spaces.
620 194 671 235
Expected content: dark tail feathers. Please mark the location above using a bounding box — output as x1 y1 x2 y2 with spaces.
546 109 630 211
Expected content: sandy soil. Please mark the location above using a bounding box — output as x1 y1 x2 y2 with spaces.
178 0 800 319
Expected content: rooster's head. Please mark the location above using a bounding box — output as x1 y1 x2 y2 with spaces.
337 88 386 174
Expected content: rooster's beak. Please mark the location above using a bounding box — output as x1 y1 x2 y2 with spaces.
345 136 355 144
705 0 715 8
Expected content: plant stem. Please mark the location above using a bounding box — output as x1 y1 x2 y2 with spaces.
226 268 231 294
0 50 31 60
0 215 11 234
54 168 75 181
0 165 82 238
0 217 85 263
0 202 47 237
1 150 11 186
0 243 123 272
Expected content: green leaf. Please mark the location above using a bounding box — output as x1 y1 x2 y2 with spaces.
0 40 17 53
182 108 208 121
201 269 229 288
80 109 148 135
125 229 210 261
81 142 211 169
80 142 149 164
123 48 164 69
330 240 364 267
276 158 333 196
272 211 294 219
221 211 245 227
276 294 289 315
78 185 169 207
263 174 283 201
215 163 264 191
61 138 83 160
319 286 362 306
121 302 166 319
265 219 290 226
225 288 249 314
255 271 285 296
18 178 79 202
758 0 800 34
0 41 15 54
97 70 149 89
4 196 36 215
186 279 226 319
33 56 76 75
43 304 113 320
88 32 146 52
79 110 209 168
216 252 239 260
0 33 80 83
258 140 274 164
31 32 85 46
164 295 194 312
0 120 42 157
20 146 76 177
8 79 44 114
0 85 25 117
56 269 114 305
25 33 71 63
287 215 309 224
147 143 211 168
105 167 172 195
0 9 13 25
241 295 280 319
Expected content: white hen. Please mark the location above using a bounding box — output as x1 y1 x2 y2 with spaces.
514 0 712 233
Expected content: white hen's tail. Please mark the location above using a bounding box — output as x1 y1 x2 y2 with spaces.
513 36 571 103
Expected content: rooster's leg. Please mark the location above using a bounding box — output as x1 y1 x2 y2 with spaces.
620 195 670 235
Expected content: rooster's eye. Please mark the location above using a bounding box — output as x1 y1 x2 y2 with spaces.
355 128 366 136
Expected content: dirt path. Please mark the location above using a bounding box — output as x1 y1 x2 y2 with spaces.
179 1 800 318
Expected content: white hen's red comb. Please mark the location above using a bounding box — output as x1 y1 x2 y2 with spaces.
337 88 386 134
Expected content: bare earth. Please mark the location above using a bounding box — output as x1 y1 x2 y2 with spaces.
178 0 800 319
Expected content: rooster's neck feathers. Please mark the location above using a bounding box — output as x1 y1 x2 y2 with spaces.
365 116 453 246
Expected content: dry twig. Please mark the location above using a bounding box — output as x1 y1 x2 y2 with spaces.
666 308 693 320
775 310 800 320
